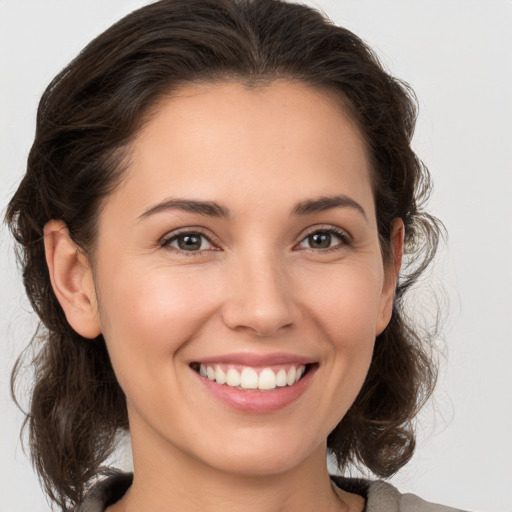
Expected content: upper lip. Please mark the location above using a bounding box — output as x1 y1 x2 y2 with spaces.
191 352 316 367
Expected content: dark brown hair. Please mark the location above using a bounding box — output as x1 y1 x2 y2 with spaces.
6 0 441 509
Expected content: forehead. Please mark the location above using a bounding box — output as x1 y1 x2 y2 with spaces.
107 80 375 222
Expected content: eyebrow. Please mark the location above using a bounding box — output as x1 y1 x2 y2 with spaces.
292 195 367 220
138 194 367 221
138 198 230 220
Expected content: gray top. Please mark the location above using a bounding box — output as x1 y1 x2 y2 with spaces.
74 472 468 512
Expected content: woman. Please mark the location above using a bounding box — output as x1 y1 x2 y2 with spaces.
5 0 464 511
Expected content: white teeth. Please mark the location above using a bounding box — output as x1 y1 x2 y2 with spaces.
240 367 259 389
226 368 241 387
198 364 308 390
276 368 287 387
258 368 277 390
214 365 226 385
286 367 296 386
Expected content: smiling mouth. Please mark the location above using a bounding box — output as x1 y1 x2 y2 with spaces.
190 363 313 391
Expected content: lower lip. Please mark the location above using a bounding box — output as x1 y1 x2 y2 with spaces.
195 365 317 413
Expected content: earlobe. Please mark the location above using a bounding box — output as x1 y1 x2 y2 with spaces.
376 218 404 335
44 220 101 339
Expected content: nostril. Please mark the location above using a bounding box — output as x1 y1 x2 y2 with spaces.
220 277 301 337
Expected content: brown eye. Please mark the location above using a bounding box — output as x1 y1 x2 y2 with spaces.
164 232 214 252
307 232 332 249
297 229 348 250
177 234 202 251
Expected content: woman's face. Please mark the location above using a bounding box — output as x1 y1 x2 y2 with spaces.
86 81 398 476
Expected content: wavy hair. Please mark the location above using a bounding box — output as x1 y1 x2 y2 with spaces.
6 0 442 509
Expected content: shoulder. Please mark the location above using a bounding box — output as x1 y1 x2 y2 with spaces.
331 476 469 512
76 472 469 512
72 472 133 512
367 480 469 512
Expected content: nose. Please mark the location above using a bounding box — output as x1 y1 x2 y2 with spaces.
221 252 302 337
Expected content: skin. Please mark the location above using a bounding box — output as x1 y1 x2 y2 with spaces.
44 80 403 512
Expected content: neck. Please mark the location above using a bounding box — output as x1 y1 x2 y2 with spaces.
110 426 357 512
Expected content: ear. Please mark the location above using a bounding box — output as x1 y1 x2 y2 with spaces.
375 218 404 335
44 220 101 339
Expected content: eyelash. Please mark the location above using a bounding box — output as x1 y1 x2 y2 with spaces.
296 227 351 252
159 228 217 256
159 226 351 256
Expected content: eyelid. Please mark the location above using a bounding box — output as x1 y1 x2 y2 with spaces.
159 227 220 253
158 224 351 254
294 225 352 250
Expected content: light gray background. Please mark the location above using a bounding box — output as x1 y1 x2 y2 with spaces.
1 1 511 511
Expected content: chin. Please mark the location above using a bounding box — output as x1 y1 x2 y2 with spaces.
193 427 324 477
208 449 309 477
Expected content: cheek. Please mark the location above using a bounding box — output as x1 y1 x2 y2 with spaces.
303 262 384 342
303 262 383 399
298 268 381 434
96 266 219 377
